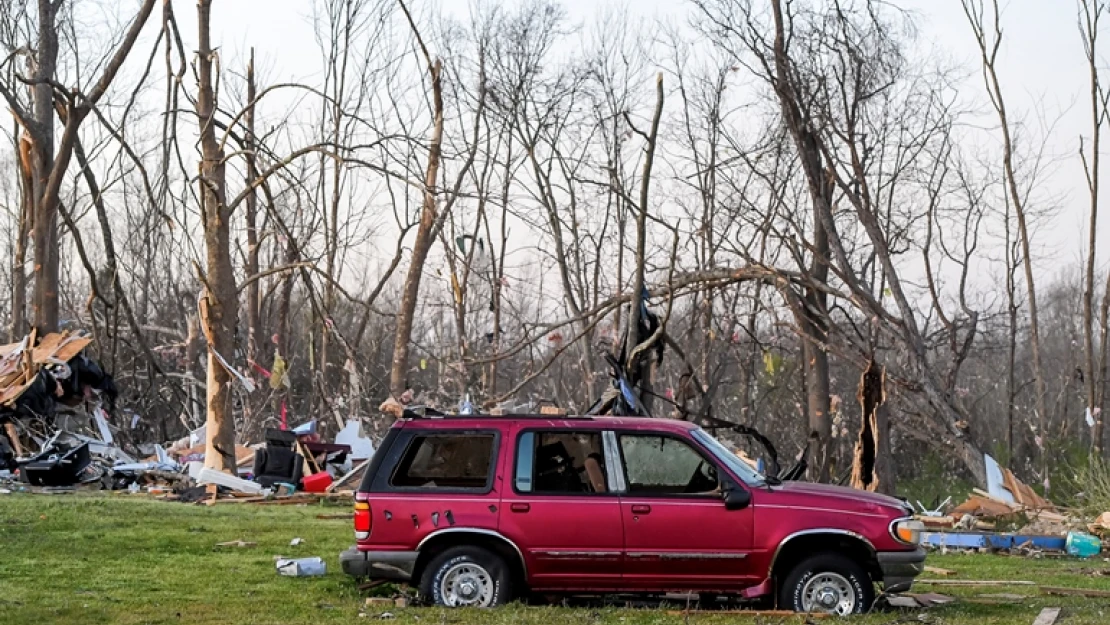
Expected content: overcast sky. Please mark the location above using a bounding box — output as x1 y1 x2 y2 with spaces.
138 0 1101 312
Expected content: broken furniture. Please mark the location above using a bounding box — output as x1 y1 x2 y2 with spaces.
20 440 94 487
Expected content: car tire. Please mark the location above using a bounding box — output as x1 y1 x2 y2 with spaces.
419 546 513 607
779 553 874 615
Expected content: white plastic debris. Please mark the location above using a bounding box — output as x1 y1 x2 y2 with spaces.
195 467 263 494
93 407 113 444
290 537 304 546
335 420 375 462
276 557 326 577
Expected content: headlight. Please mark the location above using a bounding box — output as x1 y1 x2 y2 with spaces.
891 519 925 545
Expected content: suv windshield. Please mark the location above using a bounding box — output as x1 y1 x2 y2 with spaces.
691 428 766 486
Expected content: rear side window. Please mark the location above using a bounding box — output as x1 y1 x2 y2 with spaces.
389 434 496 490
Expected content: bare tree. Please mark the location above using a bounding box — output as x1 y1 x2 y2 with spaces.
962 0 1050 473
0 0 157 333
1079 0 1110 456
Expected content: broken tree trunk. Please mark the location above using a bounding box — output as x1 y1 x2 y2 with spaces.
196 0 238 472
851 359 896 494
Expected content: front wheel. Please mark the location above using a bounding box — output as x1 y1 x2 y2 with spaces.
419 546 513 607
779 553 874 615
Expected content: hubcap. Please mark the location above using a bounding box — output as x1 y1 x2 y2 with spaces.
800 572 857 615
439 562 494 607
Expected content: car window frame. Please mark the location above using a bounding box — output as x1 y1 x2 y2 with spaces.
613 430 725 500
379 429 501 494
511 427 617 497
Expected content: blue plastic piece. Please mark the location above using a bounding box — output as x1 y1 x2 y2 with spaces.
922 531 1066 551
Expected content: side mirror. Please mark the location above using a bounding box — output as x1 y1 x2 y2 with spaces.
723 483 752 510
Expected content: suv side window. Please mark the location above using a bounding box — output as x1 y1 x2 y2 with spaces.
515 431 608 494
619 434 719 496
389 433 495 490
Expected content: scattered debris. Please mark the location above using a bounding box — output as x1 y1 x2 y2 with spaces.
924 566 956 577
1089 511 1110 538
881 592 956 609
290 537 304 546
1031 607 1062 625
365 598 393 607
276 557 326 577
215 540 256 548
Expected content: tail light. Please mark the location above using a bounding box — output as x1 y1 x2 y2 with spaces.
354 500 372 540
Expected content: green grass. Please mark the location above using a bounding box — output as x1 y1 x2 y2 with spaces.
1 494 1109 624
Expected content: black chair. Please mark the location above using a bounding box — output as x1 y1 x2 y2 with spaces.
253 432 303 488
253 447 303 488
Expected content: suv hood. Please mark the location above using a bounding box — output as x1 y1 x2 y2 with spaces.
768 480 910 515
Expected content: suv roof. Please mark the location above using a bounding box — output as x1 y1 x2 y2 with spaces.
396 414 700 434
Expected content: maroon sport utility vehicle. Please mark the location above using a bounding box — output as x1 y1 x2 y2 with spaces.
341 414 925 614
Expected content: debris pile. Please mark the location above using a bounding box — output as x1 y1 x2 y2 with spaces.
1 330 376 504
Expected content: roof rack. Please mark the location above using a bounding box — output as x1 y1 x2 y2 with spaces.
399 406 596 420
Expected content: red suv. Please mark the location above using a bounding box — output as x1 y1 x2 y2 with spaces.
340 414 925 614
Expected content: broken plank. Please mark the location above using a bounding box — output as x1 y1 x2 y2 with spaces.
316 513 354 520
915 580 1036 586
203 496 268 506
328 457 370 493
1031 608 1062 625
665 610 829 618
924 566 957 576
251 496 319 506
1040 586 1110 598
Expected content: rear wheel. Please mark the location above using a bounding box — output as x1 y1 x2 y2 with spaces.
779 553 874 615
419 546 513 607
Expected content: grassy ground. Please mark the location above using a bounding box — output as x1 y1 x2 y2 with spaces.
1 494 1109 624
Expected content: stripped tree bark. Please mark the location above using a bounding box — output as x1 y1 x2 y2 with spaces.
195 0 238 472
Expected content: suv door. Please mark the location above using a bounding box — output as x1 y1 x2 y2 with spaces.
498 426 624 590
614 430 755 590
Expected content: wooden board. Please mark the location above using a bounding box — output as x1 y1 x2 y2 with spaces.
1040 586 1110 598
916 580 1036 587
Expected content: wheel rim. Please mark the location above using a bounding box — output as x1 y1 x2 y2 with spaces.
800 572 856 615
439 562 494 607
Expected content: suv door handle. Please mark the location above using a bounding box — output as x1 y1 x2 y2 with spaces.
631 504 651 514
510 503 530 513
